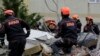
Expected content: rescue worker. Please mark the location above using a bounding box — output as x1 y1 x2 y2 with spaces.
84 16 100 35
0 23 5 47
3 10 30 56
83 16 100 50
51 7 78 54
72 14 82 33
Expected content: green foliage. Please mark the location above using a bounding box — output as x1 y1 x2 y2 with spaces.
0 0 43 28
0 8 5 22
2 0 24 16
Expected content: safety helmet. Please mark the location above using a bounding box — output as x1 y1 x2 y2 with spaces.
86 16 93 21
61 7 70 15
4 10 14 15
72 14 79 20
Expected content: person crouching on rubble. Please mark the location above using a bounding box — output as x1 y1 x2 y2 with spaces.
83 16 100 50
51 7 78 55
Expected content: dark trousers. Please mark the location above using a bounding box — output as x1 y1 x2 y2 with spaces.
51 37 77 54
0 37 4 46
0 39 4 46
8 38 26 56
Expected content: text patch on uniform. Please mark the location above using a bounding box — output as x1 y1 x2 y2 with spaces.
8 20 19 26
66 22 75 27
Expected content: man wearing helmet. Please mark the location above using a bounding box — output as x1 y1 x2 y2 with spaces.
83 16 100 50
72 14 82 33
84 16 99 35
3 10 30 56
51 7 78 54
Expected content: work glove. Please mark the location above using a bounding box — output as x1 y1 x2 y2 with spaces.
26 30 30 37
55 35 59 38
0 38 5 48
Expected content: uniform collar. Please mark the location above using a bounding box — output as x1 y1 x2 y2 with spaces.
6 16 15 19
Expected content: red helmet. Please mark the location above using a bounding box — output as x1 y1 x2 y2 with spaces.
72 14 79 20
4 10 14 15
61 7 70 15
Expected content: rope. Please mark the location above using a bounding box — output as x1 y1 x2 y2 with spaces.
44 0 60 22
44 0 56 12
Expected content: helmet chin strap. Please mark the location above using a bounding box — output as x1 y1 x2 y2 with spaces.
61 14 69 19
